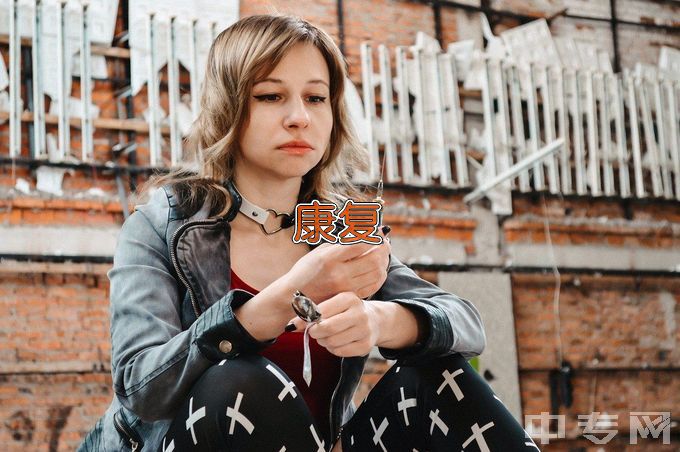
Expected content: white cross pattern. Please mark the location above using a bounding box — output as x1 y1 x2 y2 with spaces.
429 409 449 436
370 416 389 452
266 364 297 401
162 437 175 452
310 424 325 452
397 386 417 426
226 392 255 435
461 421 495 452
436 368 465 401
185 397 206 445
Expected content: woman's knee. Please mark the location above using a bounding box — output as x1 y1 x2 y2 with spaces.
384 353 471 382
363 353 482 403
191 354 296 402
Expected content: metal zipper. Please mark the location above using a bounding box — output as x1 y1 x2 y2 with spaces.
169 218 223 318
113 410 141 452
332 426 343 451
329 357 346 445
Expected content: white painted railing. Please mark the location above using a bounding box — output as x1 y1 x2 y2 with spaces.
357 42 680 202
3 4 679 206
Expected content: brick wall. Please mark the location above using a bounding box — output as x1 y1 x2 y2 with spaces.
1 0 679 450
0 373 112 451
515 272 680 418
1 272 111 374
3 190 678 450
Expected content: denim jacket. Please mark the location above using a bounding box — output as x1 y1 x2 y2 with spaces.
78 185 486 451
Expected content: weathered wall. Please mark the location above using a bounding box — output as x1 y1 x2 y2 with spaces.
1 0 678 450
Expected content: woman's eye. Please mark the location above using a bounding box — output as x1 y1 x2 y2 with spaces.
253 94 280 102
307 96 327 104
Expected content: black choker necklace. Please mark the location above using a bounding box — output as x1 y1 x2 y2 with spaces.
233 185 295 235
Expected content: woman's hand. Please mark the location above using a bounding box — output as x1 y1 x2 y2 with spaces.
285 230 391 302
289 292 382 357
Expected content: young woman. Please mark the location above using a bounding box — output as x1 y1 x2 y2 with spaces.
79 14 538 452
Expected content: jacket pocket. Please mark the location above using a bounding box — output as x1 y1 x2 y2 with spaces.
113 408 144 451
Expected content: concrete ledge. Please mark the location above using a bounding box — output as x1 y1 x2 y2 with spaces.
0 226 119 257
0 260 111 274
391 236 467 265
506 243 680 272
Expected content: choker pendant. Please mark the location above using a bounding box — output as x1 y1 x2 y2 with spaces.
236 190 295 235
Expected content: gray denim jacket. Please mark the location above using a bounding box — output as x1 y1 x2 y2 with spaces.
78 185 486 451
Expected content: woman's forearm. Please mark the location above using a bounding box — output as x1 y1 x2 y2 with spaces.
233 276 298 341
371 301 423 349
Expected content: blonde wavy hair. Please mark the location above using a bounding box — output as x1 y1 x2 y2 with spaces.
149 14 368 218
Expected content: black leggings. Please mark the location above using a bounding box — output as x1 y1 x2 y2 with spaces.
160 353 540 451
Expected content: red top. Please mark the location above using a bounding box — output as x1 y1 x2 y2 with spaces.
230 270 341 436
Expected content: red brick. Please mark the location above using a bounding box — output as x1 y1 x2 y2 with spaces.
513 274 680 370
343 0 435 82
520 369 679 449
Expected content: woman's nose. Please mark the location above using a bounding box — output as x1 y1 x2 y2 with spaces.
283 98 310 129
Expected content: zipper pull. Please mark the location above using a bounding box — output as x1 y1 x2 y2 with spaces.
130 439 139 452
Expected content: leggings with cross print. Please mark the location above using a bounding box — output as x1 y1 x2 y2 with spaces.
159 353 540 452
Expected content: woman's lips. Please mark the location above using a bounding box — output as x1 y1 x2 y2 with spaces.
278 145 313 154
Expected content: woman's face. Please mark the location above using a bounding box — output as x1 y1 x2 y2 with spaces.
237 42 333 183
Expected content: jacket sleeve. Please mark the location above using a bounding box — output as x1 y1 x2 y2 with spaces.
109 190 271 422
374 255 486 364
